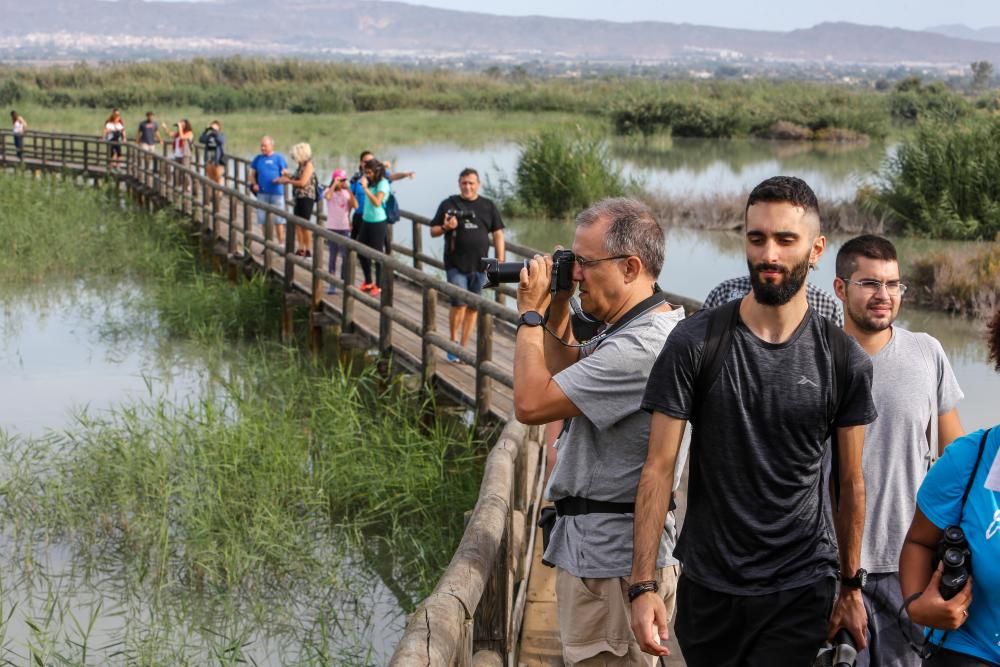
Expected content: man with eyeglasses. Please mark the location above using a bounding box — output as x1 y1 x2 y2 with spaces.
833 234 965 667
513 198 685 666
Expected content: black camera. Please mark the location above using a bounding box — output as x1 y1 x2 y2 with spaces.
813 629 857 667
550 249 575 294
445 209 476 221
933 525 972 600
481 250 576 293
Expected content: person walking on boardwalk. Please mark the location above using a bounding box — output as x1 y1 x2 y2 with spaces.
349 150 414 242
356 158 390 297
199 120 225 185
832 235 965 667
513 198 686 666
631 176 877 666
275 142 318 258
136 111 162 154
323 168 357 294
430 168 505 362
10 110 26 160
169 119 194 192
248 136 289 245
102 109 125 169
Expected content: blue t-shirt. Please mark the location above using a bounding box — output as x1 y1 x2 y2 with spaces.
361 178 391 223
250 153 288 196
917 427 1000 664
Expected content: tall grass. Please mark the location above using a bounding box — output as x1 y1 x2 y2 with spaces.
0 171 491 662
872 118 1000 240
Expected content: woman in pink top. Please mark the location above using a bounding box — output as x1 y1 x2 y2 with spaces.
323 168 358 294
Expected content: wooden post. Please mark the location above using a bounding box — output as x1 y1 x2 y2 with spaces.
476 310 494 421
83 139 89 174
309 231 324 356
472 507 511 660
412 219 423 270
378 261 395 360
421 286 437 386
242 195 252 259
228 191 237 257
264 210 273 274
285 213 296 292
341 249 357 333
281 291 295 344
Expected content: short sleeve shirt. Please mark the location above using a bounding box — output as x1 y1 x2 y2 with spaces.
326 188 352 231
250 153 288 196
362 178 391 223
703 276 844 327
642 306 876 594
431 196 505 274
917 428 1000 664
861 328 963 572
137 120 159 145
544 307 686 578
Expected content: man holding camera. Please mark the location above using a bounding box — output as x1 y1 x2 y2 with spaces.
513 198 684 666
632 177 876 666
430 168 505 361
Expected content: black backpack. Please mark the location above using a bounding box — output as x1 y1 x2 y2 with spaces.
693 299 853 506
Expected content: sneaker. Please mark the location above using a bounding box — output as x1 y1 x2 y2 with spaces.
446 352 460 363
360 282 373 293
326 287 337 295
304 251 312 258
369 286 381 297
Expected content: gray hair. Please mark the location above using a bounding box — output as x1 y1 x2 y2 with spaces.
574 197 665 278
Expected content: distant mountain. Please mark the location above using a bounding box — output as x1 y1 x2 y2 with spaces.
926 24 1000 45
4 0 1000 66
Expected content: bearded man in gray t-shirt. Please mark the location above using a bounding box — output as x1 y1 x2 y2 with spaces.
833 235 965 667
512 198 685 666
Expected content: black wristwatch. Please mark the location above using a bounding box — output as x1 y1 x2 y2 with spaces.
841 568 867 590
518 311 544 330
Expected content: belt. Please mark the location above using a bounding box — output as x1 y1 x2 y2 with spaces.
554 495 676 516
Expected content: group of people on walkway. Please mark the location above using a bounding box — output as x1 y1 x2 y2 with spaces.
511 178 1000 667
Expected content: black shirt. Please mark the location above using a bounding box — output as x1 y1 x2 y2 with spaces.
642 306 876 594
137 120 158 145
431 195 504 273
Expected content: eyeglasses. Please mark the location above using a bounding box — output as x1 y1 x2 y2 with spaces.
575 255 631 269
839 278 908 296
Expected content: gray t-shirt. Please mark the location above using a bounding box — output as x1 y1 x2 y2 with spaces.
545 306 686 579
643 306 877 594
861 327 963 573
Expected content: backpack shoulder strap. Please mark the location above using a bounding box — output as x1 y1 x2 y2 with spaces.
824 316 853 510
693 299 741 420
958 428 991 520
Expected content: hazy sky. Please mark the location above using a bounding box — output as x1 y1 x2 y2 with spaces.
399 0 1000 32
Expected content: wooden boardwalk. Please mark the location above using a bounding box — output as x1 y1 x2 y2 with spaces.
3 130 700 667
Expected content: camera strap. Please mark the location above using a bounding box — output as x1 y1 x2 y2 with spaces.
588 286 669 351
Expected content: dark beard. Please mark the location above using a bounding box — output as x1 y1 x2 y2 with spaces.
748 254 810 306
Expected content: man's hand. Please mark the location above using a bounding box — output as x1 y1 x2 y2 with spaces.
827 588 868 649
908 564 973 630
518 254 552 315
630 592 670 657
443 214 459 231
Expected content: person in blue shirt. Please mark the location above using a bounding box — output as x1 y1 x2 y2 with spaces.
900 308 1000 667
248 136 289 244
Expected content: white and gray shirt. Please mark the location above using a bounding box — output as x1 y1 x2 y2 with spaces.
545 306 686 579
861 327 963 573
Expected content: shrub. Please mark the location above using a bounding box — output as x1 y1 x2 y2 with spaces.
873 118 1000 239
506 130 633 218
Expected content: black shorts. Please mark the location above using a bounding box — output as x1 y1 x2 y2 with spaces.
675 574 835 667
